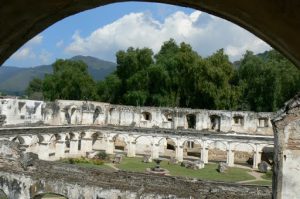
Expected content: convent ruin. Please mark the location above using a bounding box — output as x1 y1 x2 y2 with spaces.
0 98 274 166
0 95 299 198
0 98 277 198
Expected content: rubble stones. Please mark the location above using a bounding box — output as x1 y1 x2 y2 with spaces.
20 152 38 169
258 161 270 173
142 154 152 163
218 162 228 173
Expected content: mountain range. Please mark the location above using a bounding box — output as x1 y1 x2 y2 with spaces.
0 55 116 95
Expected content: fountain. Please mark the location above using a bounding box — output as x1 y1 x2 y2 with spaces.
146 158 169 175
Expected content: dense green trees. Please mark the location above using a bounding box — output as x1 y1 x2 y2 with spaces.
32 59 98 101
27 39 300 112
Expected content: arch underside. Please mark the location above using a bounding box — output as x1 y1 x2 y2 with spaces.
0 0 300 68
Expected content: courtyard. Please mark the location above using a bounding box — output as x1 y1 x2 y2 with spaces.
61 156 272 186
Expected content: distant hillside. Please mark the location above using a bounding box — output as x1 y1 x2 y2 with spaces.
0 56 116 95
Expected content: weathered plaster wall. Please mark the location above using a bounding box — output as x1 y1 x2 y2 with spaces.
0 125 273 168
0 99 274 136
272 93 300 199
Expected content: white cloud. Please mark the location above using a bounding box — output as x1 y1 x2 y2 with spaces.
39 50 52 64
27 34 43 45
9 34 52 64
65 11 271 61
11 47 36 60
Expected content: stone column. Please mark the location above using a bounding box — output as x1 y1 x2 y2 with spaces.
201 147 209 164
253 150 262 169
127 141 136 157
175 145 184 162
69 139 79 157
38 143 49 160
55 141 65 159
151 143 160 159
226 149 235 167
106 139 115 155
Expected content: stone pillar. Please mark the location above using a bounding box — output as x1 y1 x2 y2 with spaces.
69 140 79 157
151 143 159 159
226 149 235 167
271 93 300 199
38 143 49 160
175 145 184 162
106 139 115 155
253 150 262 169
55 141 65 159
201 147 209 164
127 141 136 157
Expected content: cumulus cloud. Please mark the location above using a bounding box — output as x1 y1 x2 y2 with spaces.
10 34 52 65
11 47 36 60
27 34 43 45
65 11 271 61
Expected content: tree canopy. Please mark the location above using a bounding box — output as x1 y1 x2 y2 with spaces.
28 39 300 112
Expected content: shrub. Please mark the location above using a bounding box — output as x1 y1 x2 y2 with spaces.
92 159 104 165
95 151 108 160
68 158 75 164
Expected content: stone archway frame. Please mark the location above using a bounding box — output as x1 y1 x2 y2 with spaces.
0 1 300 68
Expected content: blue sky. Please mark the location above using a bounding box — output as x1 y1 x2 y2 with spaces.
3 2 271 68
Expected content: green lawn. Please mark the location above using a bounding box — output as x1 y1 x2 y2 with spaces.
117 157 255 182
261 171 272 180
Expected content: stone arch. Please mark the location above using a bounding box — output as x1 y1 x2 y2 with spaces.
261 144 274 165
48 134 60 157
232 142 255 166
93 106 102 124
11 136 25 145
33 193 68 199
182 139 202 158
70 106 78 124
1 1 300 69
27 135 40 153
134 135 153 155
163 112 173 122
112 134 128 152
208 140 228 163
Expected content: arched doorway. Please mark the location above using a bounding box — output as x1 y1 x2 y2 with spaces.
233 143 255 167
182 139 202 159
208 141 227 163
113 134 127 154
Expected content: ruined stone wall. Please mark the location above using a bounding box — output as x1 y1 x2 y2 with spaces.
0 98 274 136
272 93 300 199
0 99 43 125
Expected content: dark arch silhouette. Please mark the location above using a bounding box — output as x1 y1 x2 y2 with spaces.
0 1 300 67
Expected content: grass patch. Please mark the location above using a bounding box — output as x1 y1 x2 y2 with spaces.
261 171 272 180
117 157 255 182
